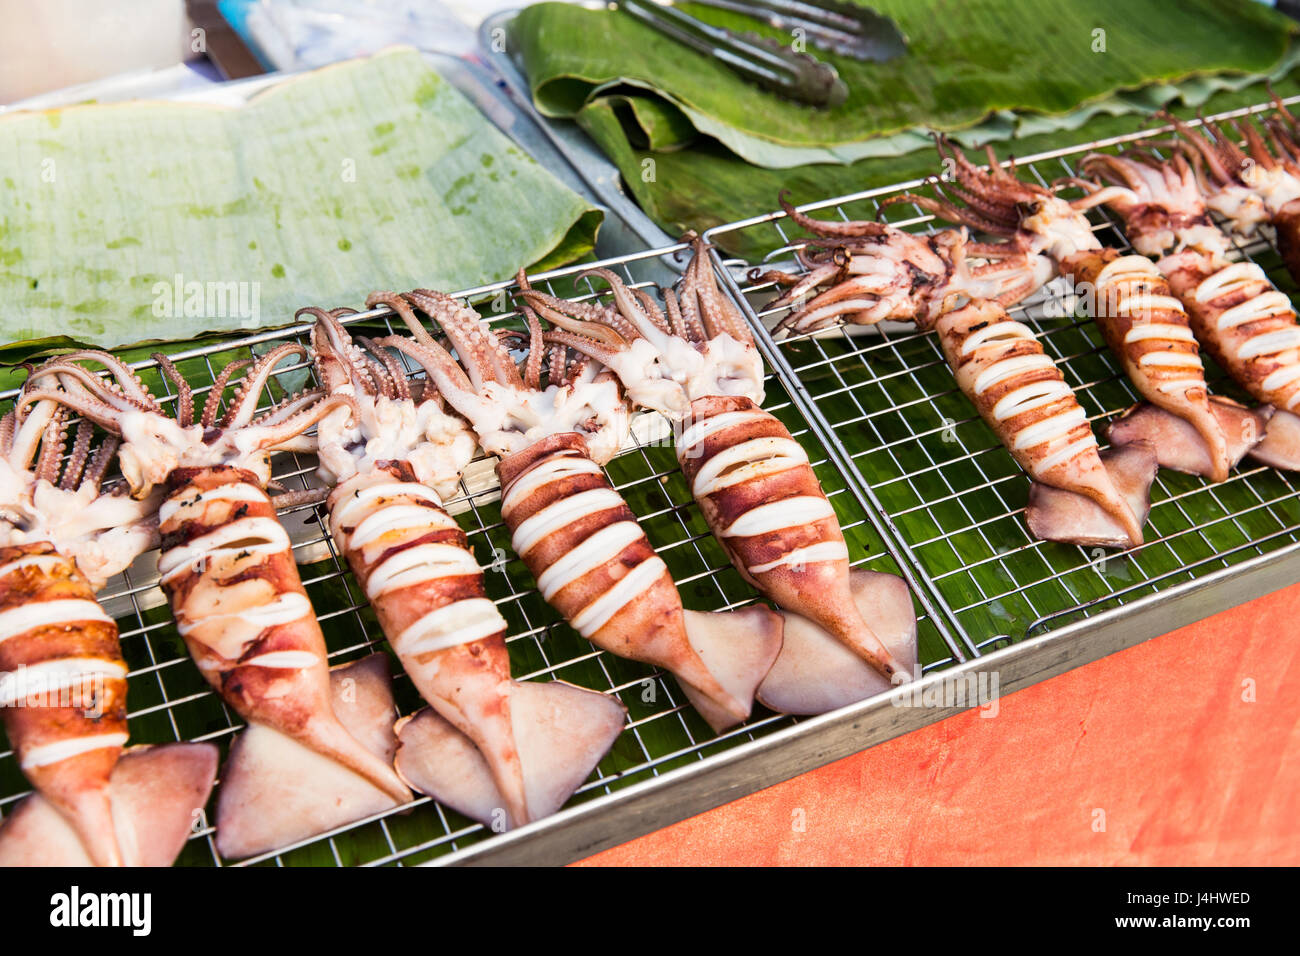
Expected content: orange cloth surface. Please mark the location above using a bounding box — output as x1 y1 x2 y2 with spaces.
578 582 1300 866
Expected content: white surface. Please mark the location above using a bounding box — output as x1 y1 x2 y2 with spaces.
0 0 193 103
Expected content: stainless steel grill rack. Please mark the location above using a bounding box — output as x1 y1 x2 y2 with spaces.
704 100 1300 660
0 243 951 866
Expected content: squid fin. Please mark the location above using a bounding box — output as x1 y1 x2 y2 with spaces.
1026 441 1158 548
1108 399 1270 479
214 654 408 860
0 742 218 867
52 780 121 868
759 570 918 715
679 605 784 732
394 679 625 829
1248 408 1300 470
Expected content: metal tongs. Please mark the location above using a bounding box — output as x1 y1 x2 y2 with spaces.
618 0 906 109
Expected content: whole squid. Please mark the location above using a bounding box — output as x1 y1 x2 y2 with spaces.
367 289 783 733
752 210 1158 550
0 388 216 866
302 306 625 830
20 348 412 859
520 239 923 712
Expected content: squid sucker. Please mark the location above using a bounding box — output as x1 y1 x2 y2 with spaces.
754 205 1157 550
1076 143 1300 472
881 137 1258 485
19 347 412 860
378 288 783 732
304 307 624 830
0 397 217 867
521 240 920 711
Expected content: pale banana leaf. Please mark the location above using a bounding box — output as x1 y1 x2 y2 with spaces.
0 48 601 351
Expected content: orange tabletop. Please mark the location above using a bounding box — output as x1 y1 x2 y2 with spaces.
577 581 1300 866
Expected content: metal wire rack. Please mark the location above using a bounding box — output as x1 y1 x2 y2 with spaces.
0 242 950 866
705 101 1300 657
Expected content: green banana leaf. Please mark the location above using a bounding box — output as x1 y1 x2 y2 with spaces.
575 69 1300 261
517 0 1295 167
0 47 602 354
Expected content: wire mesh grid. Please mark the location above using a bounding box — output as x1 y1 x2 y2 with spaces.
0 243 951 866
706 102 1300 656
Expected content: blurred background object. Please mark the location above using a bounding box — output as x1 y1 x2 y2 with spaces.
218 0 521 68
0 0 194 102
0 0 523 105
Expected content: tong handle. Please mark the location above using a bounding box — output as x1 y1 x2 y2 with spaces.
620 0 848 107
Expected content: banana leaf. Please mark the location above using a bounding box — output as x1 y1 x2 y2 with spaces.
517 0 1295 168
576 68 1300 261
0 47 602 353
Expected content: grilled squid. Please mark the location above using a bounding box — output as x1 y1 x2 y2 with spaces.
756 210 1156 549
882 136 1262 483
1076 145 1300 471
302 307 624 830
374 289 782 733
937 301 1154 547
20 348 412 859
0 394 217 867
518 239 921 710
762 192 1055 337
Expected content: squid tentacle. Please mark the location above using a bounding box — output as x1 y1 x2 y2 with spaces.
516 289 631 350
367 289 437 347
221 343 309 429
27 361 159 416
151 353 195 428
32 350 157 411
576 268 664 344
0 411 15 463
82 436 119 492
514 269 547 391
201 359 251 428
778 190 885 238
244 392 358 453
33 405 70 486
58 419 93 491
540 328 620 367
300 306 375 397
662 287 689 340
373 334 478 403
408 289 524 390
632 286 671 336
682 236 751 344
547 343 569 387
356 335 411 401
15 386 128 436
